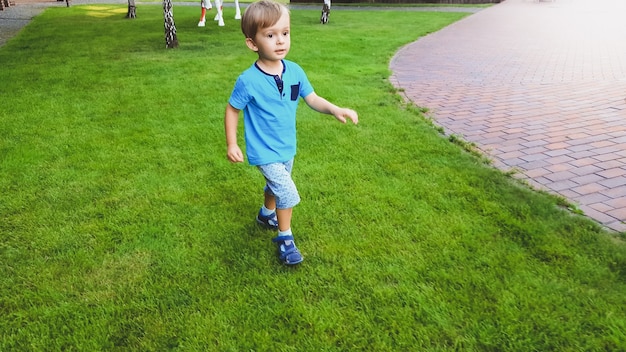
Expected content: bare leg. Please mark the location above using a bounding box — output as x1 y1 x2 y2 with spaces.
264 190 293 232
234 0 241 19
198 0 211 26
264 190 276 212
276 208 293 233
214 0 225 26
320 0 330 24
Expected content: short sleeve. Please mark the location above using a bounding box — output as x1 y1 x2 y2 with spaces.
228 76 250 110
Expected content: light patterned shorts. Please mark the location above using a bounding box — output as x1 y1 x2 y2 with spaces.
257 159 301 209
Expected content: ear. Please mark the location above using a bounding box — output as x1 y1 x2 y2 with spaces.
245 38 258 52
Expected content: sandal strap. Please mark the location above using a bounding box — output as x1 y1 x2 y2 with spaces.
271 235 302 263
278 246 300 261
272 235 294 243
271 235 303 265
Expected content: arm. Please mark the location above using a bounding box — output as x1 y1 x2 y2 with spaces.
224 103 244 163
303 92 359 124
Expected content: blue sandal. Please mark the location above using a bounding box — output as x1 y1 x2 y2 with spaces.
272 235 304 265
256 209 278 230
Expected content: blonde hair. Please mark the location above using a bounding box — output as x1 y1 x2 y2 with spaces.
241 0 290 39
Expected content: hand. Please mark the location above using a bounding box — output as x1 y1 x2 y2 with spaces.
227 144 244 163
334 108 359 125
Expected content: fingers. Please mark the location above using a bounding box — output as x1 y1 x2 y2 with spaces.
334 108 358 124
228 156 243 163
342 108 358 124
228 153 244 163
227 146 244 163
348 110 359 124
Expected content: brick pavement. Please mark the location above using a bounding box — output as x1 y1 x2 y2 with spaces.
390 0 626 232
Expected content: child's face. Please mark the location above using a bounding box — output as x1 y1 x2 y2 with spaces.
246 10 290 63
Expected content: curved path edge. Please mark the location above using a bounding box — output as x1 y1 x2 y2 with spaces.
390 0 626 233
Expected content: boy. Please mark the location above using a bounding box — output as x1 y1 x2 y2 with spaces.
224 0 358 265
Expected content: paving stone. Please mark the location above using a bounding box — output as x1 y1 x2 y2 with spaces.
391 0 626 232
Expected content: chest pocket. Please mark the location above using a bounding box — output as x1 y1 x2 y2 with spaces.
290 83 300 101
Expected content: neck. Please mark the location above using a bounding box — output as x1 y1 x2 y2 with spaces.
256 59 284 76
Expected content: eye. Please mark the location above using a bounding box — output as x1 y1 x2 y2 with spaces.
267 34 273 38
283 31 289 36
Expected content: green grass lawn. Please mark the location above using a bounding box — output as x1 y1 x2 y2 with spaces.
1 4 625 351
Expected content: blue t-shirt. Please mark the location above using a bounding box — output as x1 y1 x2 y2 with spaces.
228 60 314 166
